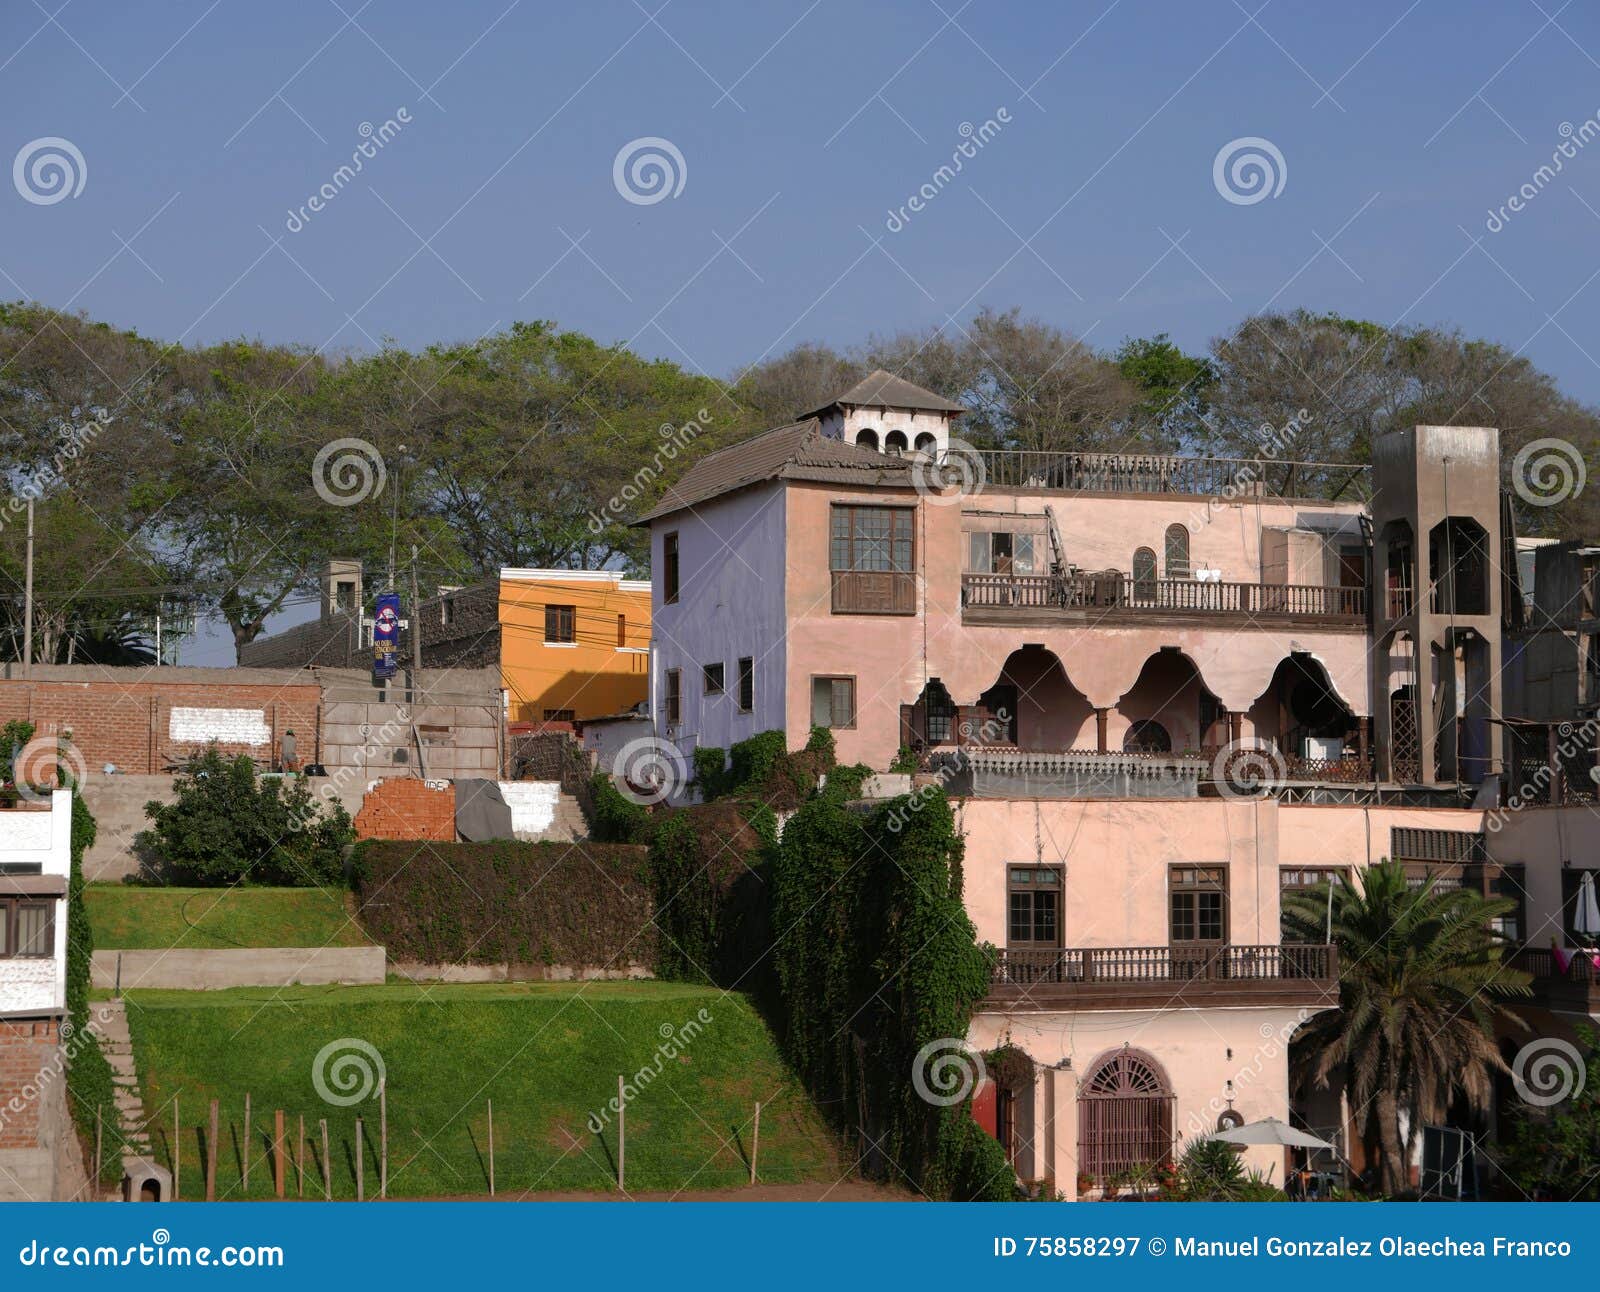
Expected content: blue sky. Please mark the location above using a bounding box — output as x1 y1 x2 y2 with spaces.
8 0 1600 660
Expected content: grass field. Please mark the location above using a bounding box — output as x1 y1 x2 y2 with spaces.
86 886 370 950
122 982 843 1199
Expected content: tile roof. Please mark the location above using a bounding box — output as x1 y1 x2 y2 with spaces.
801 368 967 417
633 417 915 524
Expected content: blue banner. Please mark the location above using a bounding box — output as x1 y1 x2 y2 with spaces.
371 592 400 680
2 1202 1590 1287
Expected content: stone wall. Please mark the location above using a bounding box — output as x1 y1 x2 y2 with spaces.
236 611 364 669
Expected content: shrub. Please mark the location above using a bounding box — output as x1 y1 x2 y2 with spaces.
355 838 654 968
1175 1136 1244 1199
586 769 654 843
1 718 35 783
692 746 729 799
647 802 773 987
136 747 353 886
889 745 919 774
728 730 786 789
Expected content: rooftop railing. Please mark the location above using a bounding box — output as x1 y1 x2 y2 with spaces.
987 944 1339 1007
969 450 1370 499
961 572 1367 621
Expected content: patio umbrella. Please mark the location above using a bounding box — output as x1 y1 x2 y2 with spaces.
1576 871 1600 942
1212 1118 1334 1150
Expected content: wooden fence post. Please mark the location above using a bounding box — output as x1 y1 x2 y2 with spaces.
172 1096 179 1200
94 1106 102 1190
273 1110 285 1198
242 1093 251 1191
320 1120 330 1200
750 1101 760 1186
379 1079 388 1200
206 1101 218 1202
617 1074 625 1194
297 1115 305 1198
487 1099 495 1198
356 1117 365 1201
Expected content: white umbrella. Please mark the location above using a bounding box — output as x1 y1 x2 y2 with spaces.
1576 871 1600 941
1212 1117 1334 1150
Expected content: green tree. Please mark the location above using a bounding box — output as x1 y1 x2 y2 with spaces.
1115 333 1217 451
1502 1027 1600 1199
1282 860 1530 1195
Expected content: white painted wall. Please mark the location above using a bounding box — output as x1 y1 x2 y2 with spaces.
0 791 72 1017
650 484 789 772
497 781 559 837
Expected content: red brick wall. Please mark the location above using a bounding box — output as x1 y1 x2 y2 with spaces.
0 679 320 775
354 777 457 841
0 1019 58 1150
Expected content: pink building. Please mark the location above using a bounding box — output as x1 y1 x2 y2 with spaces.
638 372 1600 1198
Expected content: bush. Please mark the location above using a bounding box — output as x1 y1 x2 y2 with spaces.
355 838 654 968
692 746 729 799
1175 1137 1244 1199
136 747 353 886
889 745 919 774
728 730 787 789
647 802 774 986
586 769 654 843
1 717 34 784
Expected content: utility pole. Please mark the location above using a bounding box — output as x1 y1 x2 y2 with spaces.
409 545 422 705
22 498 34 678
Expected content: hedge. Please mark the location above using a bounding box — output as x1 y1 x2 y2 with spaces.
354 839 656 969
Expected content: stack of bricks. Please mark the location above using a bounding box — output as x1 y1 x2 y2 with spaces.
353 777 457 841
0 1019 58 1151
0 676 320 775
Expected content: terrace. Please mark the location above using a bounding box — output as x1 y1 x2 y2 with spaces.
970 450 1370 500
1512 947 1600 1018
961 571 1366 627
985 943 1340 1011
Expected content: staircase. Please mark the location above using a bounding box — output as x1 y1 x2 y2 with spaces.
98 1000 156 1184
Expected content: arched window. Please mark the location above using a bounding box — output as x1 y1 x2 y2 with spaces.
855 428 879 451
1132 547 1157 601
1164 524 1190 578
913 431 937 456
1078 1048 1173 1182
1122 719 1171 753
884 429 908 455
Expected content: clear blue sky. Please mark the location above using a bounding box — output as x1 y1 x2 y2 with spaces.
8 0 1600 661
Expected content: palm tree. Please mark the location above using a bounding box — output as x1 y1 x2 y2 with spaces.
1283 859 1530 1195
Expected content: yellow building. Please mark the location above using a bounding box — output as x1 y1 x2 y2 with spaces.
495 568 651 723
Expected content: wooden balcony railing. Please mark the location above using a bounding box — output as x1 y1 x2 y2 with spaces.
961 572 1366 621
831 569 916 615
970 451 1369 499
988 944 1339 1008
1510 946 1600 1012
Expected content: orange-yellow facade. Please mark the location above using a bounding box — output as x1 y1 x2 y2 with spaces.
497 569 651 723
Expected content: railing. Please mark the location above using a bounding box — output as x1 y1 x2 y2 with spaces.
1511 947 1600 1009
831 569 916 615
992 943 1338 988
961 572 1366 620
970 450 1369 499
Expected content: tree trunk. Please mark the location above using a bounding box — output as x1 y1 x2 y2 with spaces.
1375 1085 1408 1196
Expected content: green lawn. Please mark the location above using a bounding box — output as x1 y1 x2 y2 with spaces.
122 982 841 1198
86 886 370 950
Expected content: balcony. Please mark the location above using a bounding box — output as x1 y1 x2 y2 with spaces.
970 450 1370 499
1512 947 1600 1017
961 572 1366 628
831 569 916 615
986 943 1340 1011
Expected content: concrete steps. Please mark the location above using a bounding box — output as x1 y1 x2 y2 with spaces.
98 1000 157 1184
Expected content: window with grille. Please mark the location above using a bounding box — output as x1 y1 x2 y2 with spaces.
703 662 725 696
1390 827 1486 864
737 657 754 712
663 532 680 604
1007 867 1061 947
665 670 681 725
811 676 856 729
0 899 54 958
544 604 576 643
1170 866 1227 943
1164 524 1191 578
831 505 916 614
542 708 575 723
616 613 627 648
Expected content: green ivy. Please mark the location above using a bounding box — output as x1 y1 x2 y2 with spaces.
65 788 117 1185
586 770 653 843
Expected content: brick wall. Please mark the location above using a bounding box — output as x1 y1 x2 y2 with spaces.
0 1019 58 1150
0 672 321 775
354 777 457 841
237 612 363 669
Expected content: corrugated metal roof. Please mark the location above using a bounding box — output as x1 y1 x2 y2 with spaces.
633 417 915 524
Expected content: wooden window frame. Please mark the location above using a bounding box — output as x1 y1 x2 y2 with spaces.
665 669 682 726
1164 524 1191 579
830 503 916 615
1169 865 1228 945
702 662 725 697
810 675 857 729
0 897 55 959
544 603 576 644
737 657 754 713
616 613 627 649
663 532 680 605
1007 865 1063 949
542 708 575 723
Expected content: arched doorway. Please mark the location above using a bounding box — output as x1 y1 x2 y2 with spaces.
1077 1047 1174 1182
854 427 879 451
977 645 1093 749
1116 648 1224 752
1249 653 1360 772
